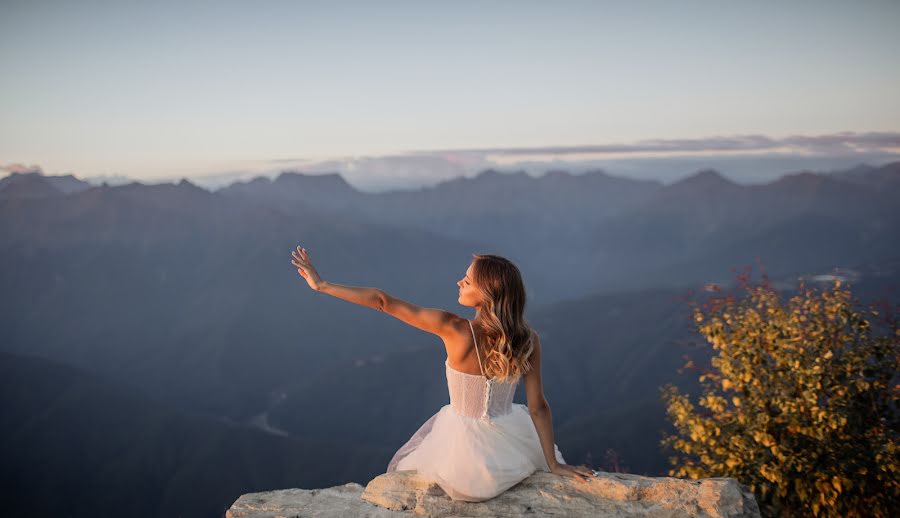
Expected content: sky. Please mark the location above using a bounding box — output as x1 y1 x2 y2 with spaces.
1 0 899 189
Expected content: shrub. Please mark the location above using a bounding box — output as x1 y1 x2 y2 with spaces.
661 271 899 517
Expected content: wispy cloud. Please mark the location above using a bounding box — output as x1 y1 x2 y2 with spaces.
1 163 44 175
407 131 900 157
241 131 900 192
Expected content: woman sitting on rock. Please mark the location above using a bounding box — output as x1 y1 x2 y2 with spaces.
291 246 596 501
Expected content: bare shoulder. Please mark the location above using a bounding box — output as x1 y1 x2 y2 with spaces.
439 314 482 357
379 290 464 339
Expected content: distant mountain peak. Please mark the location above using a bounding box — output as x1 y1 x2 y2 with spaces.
774 170 827 187
473 169 531 182
0 171 65 199
690 168 732 182
843 163 877 175
827 161 900 189
246 176 273 186
542 169 573 179
581 168 612 178
177 178 205 190
473 168 503 180
667 168 738 192
274 171 358 192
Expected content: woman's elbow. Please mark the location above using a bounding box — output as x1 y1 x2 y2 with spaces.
373 289 388 312
528 399 550 416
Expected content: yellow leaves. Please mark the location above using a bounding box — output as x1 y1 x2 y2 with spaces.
759 464 780 484
700 395 726 413
831 476 842 494
665 276 900 517
752 431 776 447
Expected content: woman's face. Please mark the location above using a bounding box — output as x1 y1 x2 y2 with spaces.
457 262 480 307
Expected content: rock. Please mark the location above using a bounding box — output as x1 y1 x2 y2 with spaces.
227 470 761 518
226 482 404 518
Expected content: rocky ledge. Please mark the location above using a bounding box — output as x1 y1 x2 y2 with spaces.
226 470 761 518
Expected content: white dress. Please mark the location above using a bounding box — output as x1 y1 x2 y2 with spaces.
387 319 566 501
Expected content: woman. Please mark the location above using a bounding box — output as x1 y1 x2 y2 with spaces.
291 245 596 501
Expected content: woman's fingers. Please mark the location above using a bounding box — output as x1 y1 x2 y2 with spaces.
557 465 588 483
292 246 315 281
292 247 311 261
292 247 310 264
572 465 594 482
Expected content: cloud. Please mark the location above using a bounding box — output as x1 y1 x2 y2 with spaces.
256 153 488 192
407 131 900 157
254 132 900 173
1 162 44 175
206 131 900 192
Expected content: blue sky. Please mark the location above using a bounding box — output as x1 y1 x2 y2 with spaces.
1 0 899 187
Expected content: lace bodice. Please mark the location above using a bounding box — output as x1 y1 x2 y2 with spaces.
445 320 519 420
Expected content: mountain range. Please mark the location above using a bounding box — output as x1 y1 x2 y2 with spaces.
2 161 899 517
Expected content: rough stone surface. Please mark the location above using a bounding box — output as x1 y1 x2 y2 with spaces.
227 470 761 518
226 482 405 518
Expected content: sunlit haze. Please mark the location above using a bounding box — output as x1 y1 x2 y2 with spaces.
2 0 899 190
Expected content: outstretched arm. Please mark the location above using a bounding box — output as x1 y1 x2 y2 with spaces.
292 245 381 308
318 281 382 310
291 245 456 338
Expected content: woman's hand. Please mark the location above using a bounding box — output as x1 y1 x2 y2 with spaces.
549 462 597 483
291 245 325 291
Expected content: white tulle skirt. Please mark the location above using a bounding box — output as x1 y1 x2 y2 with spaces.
387 403 566 502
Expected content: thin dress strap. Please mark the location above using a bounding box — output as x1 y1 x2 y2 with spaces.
469 319 487 378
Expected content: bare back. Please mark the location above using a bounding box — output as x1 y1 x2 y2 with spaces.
442 315 547 412
442 316 488 377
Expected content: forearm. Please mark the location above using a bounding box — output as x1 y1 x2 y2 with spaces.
529 404 560 470
317 280 383 310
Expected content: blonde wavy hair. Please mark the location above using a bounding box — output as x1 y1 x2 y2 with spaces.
470 253 537 382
